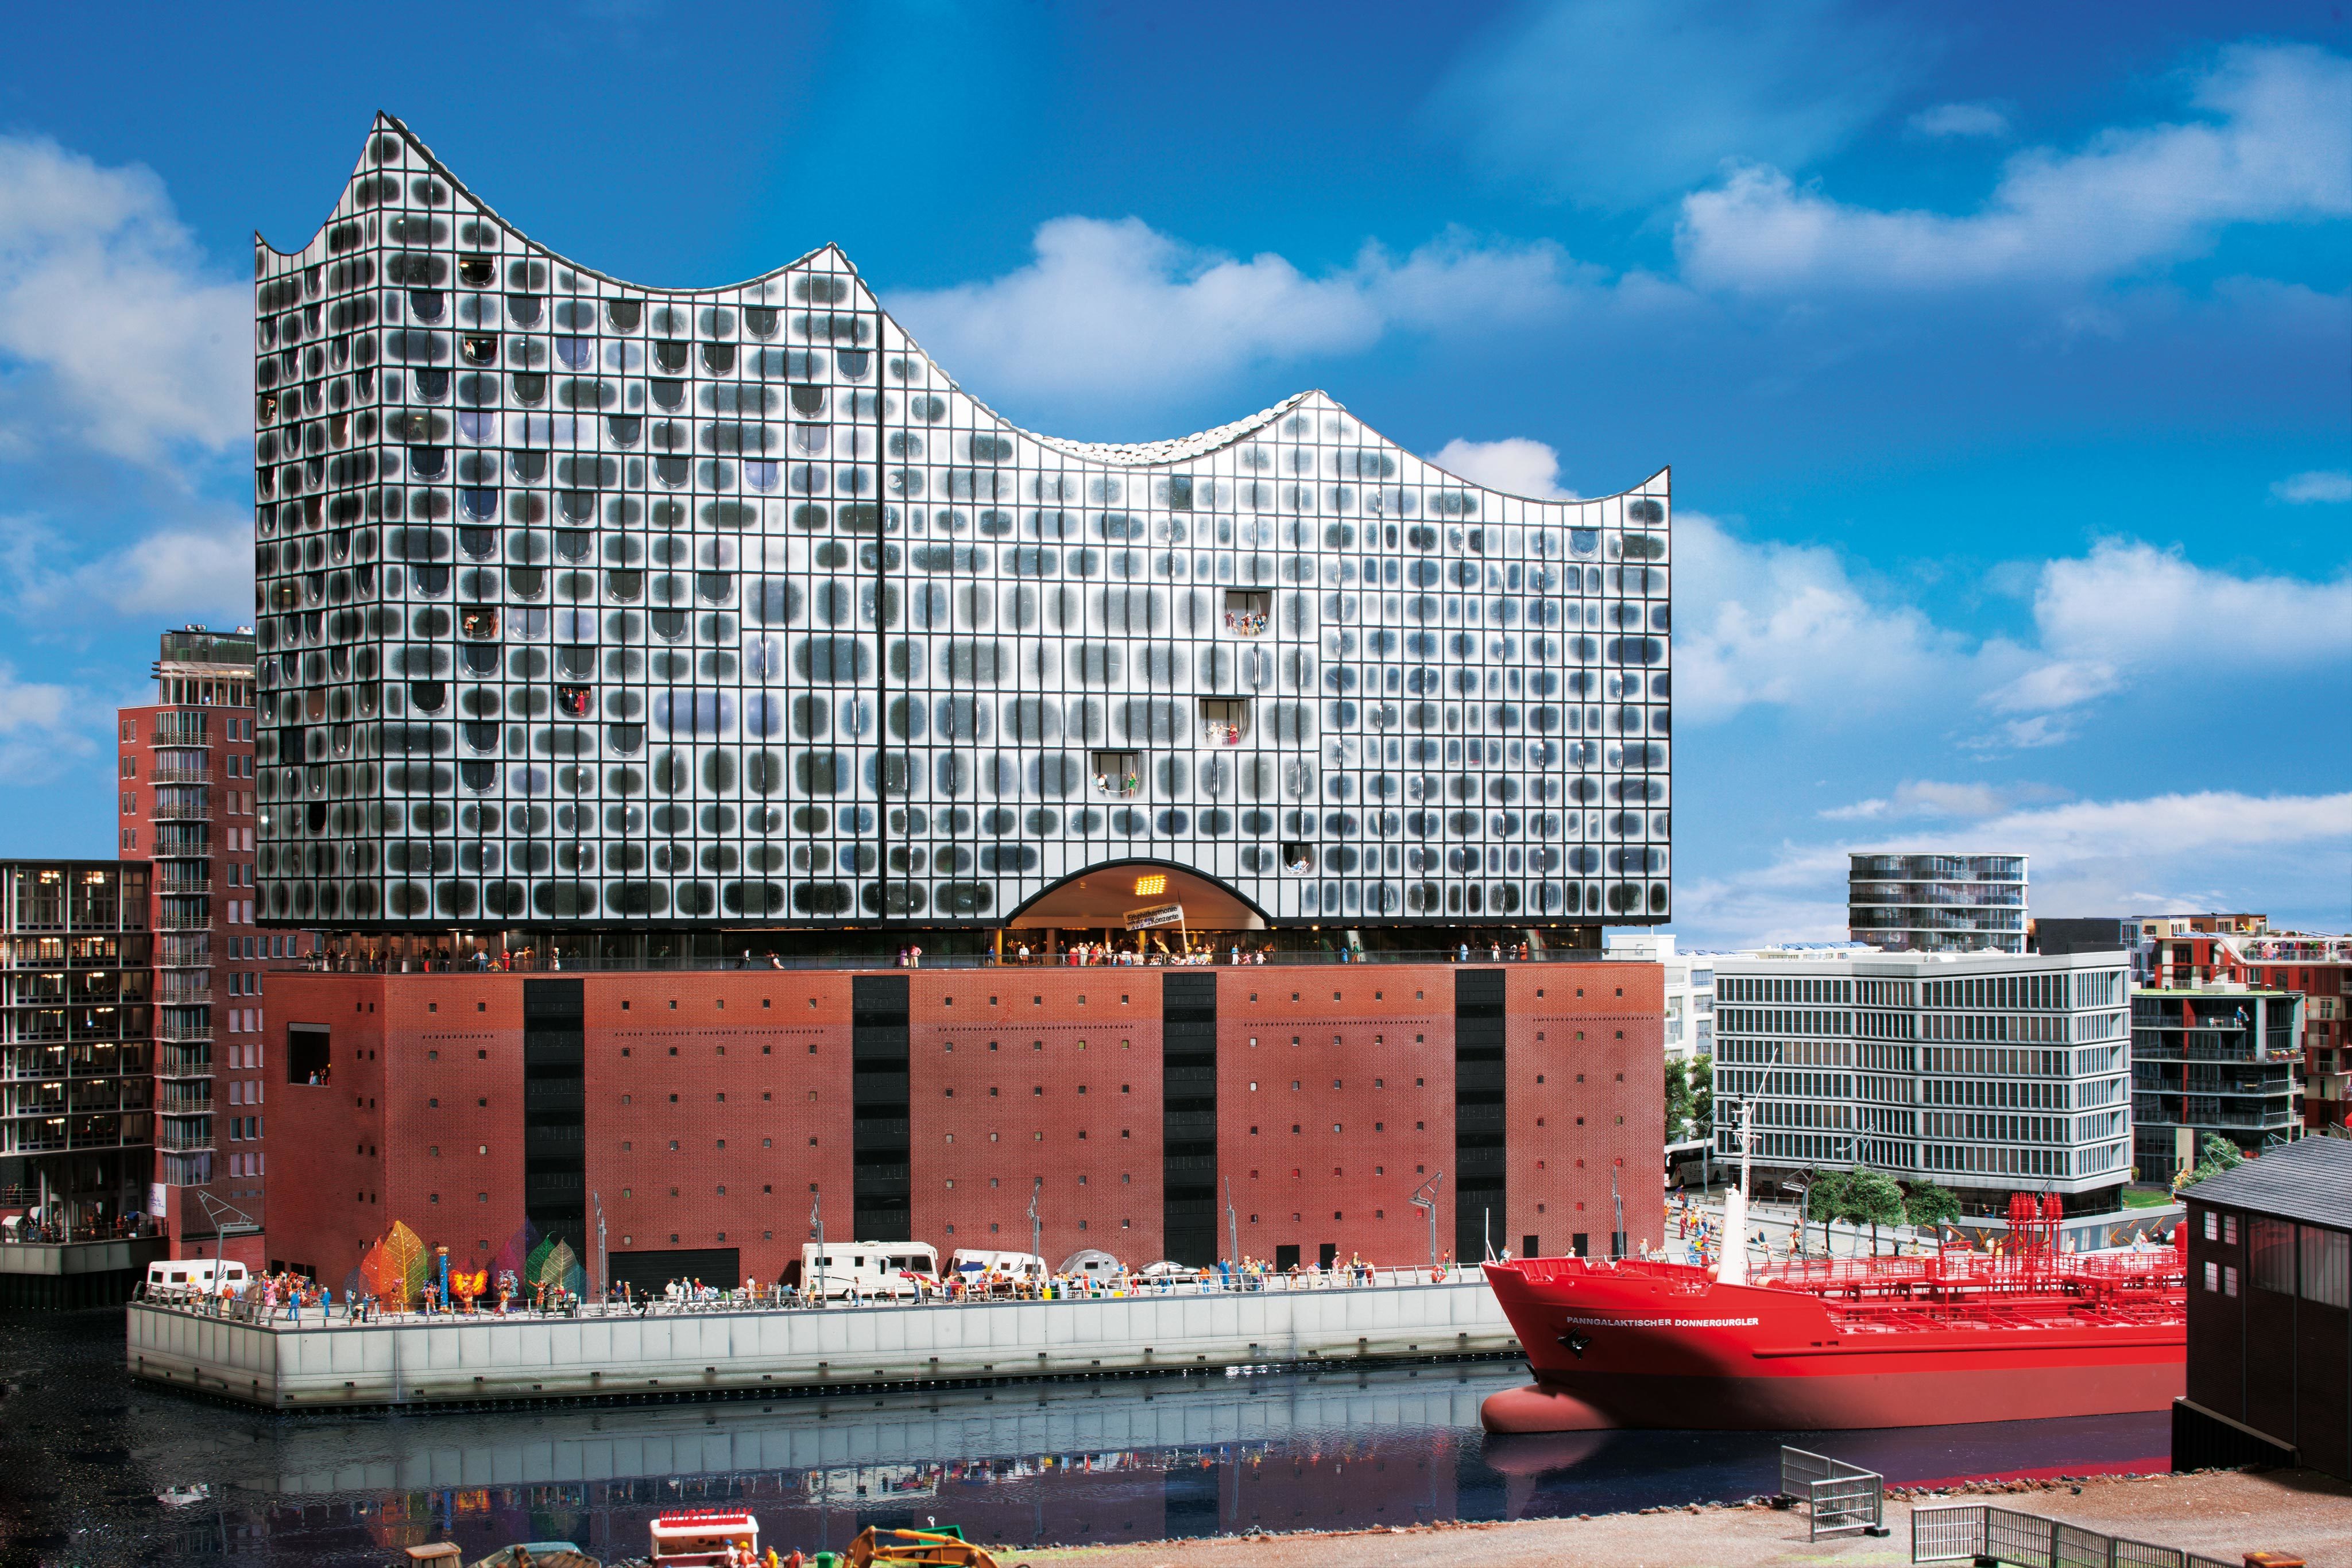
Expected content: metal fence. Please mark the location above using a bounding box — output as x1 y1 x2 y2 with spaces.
1781 1446 1886 1540
1911 1504 2238 1568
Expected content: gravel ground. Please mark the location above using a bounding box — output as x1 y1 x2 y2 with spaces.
1020 1468 2352 1568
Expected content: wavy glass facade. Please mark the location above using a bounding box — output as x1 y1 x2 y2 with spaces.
253 117 1671 933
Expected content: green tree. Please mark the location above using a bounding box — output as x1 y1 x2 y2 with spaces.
2180 1134 2246 1187
1903 1179 1961 1237
1664 1059 1693 1141
1802 1167 1851 1256
1689 1056 1714 1141
1843 1169 1908 1255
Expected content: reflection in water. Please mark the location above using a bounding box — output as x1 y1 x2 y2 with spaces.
3 1315 2167 1567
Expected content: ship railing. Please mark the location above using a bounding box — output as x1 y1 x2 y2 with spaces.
1910 1503 2235 1567
1781 1446 1887 1541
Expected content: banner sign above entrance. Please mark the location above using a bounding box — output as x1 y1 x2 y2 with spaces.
1125 903 1185 931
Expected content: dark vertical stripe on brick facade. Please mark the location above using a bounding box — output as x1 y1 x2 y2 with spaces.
1162 972 1218 1265
851 974 911 1240
521 977 586 1265
1455 968 1506 1264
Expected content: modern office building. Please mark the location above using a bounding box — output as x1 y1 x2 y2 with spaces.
117 626 271 1257
1710 947 2132 1214
241 115 1678 1287
1848 854 2027 954
2130 983 2304 1182
0 861 154 1234
252 115 1670 951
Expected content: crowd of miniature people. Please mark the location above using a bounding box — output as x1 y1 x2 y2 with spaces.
1223 607 1268 635
295 938 1577 974
146 1255 1469 1323
0 1210 152 1244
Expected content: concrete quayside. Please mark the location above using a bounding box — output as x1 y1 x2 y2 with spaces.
126 1276 1516 1409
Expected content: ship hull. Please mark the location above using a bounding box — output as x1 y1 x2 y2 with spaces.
1481 1260 2184 1434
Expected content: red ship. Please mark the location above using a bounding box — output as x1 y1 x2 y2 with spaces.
1481 1187 2187 1434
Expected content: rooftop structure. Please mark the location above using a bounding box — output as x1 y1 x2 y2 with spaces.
251 116 1672 944
1848 853 2026 954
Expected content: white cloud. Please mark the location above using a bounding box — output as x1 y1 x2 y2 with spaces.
1909 102 2010 139
1427 438 1577 500
1428 0 1914 209
1983 657 2122 715
0 507 253 628
2273 469 2352 504
1678 789 2352 947
888 216 1585 409
0 135 250 462
1678 42 2352 292
2030 539 2352 672
0 662 92 783
1670 510 1995 724
1820 779 2050 822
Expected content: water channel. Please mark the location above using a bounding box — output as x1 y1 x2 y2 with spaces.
0 1312 2170 1567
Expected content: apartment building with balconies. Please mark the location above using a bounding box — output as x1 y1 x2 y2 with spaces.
0 862 153 1236
2130 981 2304 1182
1848 853 2028 955
118 626 270 1257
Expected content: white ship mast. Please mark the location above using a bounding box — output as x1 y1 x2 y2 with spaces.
1719 1098 1754 1286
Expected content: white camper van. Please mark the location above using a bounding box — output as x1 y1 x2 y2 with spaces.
788 1241 938 1301
947 1248 1046 1293
143 1259 248 1301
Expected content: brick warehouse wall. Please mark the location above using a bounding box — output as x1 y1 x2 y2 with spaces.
261 963 1662 1286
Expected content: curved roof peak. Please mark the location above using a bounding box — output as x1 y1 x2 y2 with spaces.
263 115 1666 502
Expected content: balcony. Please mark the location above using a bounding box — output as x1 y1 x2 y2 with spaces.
154 1017 213 1043
158 1087 213 1114
148 763 210 785
156 981 212 1004
156 911 212 932
156 1126 213 1153
149 800 211 823
1224 590 1271 637
158 1046 211 1076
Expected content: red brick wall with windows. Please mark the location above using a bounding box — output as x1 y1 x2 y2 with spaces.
1507 963 1665 1260
258 962 1665 1287
581 972 854 1269
1217 970 1456 1268
909 969 1165 1262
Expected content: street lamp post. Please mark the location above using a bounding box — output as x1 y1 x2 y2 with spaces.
1028 1178 1042 1271
1409 1171 1444 1273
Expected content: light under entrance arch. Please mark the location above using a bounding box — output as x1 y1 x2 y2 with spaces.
1004 861 1268 932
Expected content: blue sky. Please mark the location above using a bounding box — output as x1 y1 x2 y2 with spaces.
0 0 2345 942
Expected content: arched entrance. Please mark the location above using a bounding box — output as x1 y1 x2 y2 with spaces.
1005 863 1267 954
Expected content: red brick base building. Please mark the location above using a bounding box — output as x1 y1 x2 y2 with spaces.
258 961 1662 1291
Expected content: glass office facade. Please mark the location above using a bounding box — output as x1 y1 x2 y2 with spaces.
253 116 1672 931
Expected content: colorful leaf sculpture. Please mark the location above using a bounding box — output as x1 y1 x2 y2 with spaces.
492 1218 540 1286
364 1221 427 1310
535 1239 579 1295
524 1235 555 1288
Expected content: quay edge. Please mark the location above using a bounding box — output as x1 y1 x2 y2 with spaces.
126 1280 1518 1410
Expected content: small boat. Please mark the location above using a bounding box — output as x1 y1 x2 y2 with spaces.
466 1544 600 1568
156 1482 211 1508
